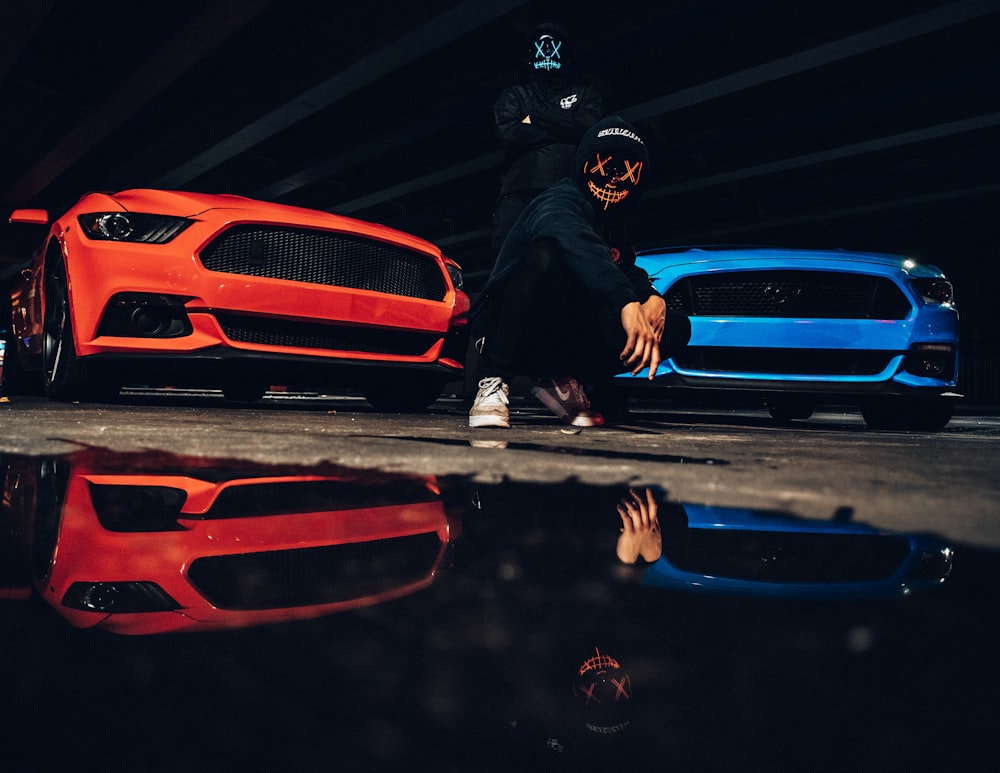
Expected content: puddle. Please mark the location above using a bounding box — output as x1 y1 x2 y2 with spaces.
1 448 993 770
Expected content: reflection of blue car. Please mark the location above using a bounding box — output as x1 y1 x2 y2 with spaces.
620 246 960 430
644 503 954 600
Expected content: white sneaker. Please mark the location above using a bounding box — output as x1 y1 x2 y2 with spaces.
531 377 605 427
469 376 510 428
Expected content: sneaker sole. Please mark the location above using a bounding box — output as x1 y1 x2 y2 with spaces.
568 412 605 427
469 414 510 428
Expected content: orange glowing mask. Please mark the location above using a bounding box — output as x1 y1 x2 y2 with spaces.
583 153 643 210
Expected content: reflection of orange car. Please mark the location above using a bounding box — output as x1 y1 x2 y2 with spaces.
6 189 469 407
2 452 459 634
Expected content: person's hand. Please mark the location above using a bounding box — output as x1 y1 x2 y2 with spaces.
616 488 662 564
620 301 660 378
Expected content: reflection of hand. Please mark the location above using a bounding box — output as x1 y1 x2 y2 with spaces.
616 488 662 564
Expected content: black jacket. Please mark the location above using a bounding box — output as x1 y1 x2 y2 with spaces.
476 178 658 319
495 74 602 197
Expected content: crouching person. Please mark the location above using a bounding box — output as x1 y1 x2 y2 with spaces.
469 116 690 428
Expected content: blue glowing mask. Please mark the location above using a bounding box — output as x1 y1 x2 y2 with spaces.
532 34 563 71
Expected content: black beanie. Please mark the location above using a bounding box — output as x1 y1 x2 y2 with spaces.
573 116 649 179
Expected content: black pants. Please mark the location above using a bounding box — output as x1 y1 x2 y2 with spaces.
472 240 690 383
490 190 541 252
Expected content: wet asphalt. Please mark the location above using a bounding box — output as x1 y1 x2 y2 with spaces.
2 388 999 550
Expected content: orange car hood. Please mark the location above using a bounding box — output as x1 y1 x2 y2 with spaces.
76 188 443 256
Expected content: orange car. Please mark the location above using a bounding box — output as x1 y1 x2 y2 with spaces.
5 189 469 407
2 451 460 634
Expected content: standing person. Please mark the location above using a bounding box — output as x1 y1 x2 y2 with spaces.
469 116 691 429
491 23 603 252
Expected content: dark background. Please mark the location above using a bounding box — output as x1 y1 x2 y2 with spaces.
2 0 998 378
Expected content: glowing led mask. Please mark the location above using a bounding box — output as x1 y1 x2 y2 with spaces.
583 152 643 210
572 648 633 735
532 34 563 71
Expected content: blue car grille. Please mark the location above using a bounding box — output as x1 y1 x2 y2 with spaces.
663 531 911 582
664 270 911 319
215 313 439 356
675 347 894 375
200 225 448 301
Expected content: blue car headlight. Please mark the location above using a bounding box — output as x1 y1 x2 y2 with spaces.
77 212 192 243
910 277 954 305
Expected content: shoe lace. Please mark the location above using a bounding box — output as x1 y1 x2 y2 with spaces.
478 376 509 404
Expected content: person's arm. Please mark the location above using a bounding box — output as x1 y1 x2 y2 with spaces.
523 85 602 142
524 186 665 377
561 234 660 378
495 86 557 151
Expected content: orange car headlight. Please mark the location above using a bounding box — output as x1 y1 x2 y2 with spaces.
77 212 192 243
89 483 188 531
445 260 464 291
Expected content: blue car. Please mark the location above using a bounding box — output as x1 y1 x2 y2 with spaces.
621 246 960 430
643 502 954 600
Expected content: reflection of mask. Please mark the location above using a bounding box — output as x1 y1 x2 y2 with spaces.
532 33 563 71
572 648 633 735
583 152 644 210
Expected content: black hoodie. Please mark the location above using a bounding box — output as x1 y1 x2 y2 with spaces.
494 24 602 197
477 116 658 318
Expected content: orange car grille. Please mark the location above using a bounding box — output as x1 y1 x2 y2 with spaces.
205 479 441 518
215 313 439 355
187 533 443 610
664 270 911 319
200 225 449 301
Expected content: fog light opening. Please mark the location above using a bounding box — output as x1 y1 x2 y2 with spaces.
903 343 955 379
130 306 171 336
98 293 193 338
62 581 181 612
83 583 119 611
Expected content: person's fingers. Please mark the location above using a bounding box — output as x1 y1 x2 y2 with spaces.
627 490 651 526
643 488 660 526
646 335 661 379
619 328 639 365
631 334 654 376
617 502 637 531
620 303 652 369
